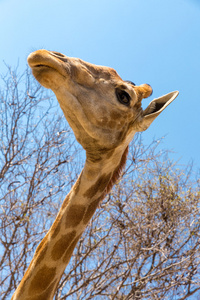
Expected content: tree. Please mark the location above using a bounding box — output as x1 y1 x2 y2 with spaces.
0 67 199 300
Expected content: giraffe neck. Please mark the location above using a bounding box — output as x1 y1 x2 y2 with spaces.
12 142 130 300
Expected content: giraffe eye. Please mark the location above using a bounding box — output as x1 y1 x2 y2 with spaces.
115 88 131 106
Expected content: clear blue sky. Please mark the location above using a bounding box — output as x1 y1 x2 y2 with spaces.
0 0 200 170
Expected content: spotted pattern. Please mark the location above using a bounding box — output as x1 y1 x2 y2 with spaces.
51 231 76 261
65 204 86 228
35 235 48 256
83 197 101 225
34 246 48 269
28 265 56 294
83 173 112 198
27 279 57 300
63 233 82 263
110 110 122 120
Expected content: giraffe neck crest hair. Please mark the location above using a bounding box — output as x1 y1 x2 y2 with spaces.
105 146 128 195
11 49 178 300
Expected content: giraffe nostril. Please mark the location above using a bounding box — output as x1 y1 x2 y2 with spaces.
51 51 65 58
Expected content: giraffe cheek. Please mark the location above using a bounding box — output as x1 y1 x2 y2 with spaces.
97 117 109 127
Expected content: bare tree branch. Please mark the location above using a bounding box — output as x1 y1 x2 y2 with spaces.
0 66 199 299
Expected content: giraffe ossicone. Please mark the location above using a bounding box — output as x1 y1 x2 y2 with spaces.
12 50 179 300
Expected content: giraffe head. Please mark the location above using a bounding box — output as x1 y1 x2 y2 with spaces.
28 50 178 155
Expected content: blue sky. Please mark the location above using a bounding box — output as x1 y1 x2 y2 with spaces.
0 0 200 170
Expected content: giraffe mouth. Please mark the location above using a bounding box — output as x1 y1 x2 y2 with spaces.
31 62 58 71
34 64 51 68
32 64 54 72
143 91 179 117
27 50 68 78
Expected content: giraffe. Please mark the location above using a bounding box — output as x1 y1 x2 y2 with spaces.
12 50 179 300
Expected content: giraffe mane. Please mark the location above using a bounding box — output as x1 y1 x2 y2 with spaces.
105 146 129 195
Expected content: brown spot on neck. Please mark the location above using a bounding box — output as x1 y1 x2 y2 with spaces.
34 246 48 269
51 230 76 261
65 204 86 228
28 265 56 294
83 196 102 225
83 172 112 199
84 147 128 201
27 279 57 300
63 233 82 263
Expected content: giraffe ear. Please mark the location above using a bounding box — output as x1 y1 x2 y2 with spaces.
138 91 179 131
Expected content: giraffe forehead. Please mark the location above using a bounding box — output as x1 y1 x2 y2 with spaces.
70 57 121 81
